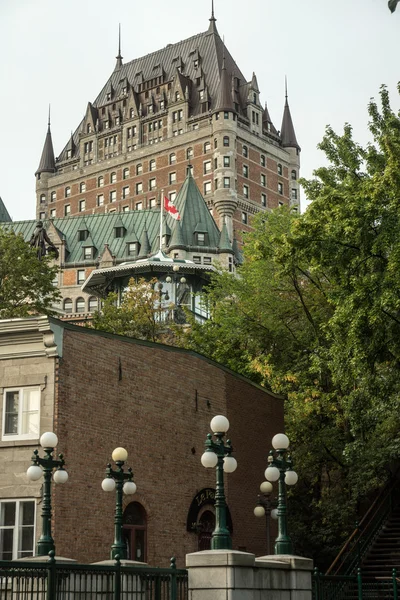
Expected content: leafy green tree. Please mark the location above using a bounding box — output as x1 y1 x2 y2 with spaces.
182 84 400 567
92 277 172 343
0 229 60 318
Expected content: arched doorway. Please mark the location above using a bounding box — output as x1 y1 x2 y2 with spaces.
122 502 147 562
197 510 215 551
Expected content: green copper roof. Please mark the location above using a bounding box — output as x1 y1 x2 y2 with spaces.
0 197 11 222
173 170 221 249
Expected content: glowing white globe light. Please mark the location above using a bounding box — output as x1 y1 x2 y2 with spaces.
264 466 280 482
102 478 116 492
112 447 128 462
260 481 273 494
27 465 43 481
285 470 298 486
201 451 218 468
210 415 229 433
271 509 278 520
123 481 137 495
53 469 68 484
40 432 58 449
223 456 237 473
272 434 289 450
254 506 265 518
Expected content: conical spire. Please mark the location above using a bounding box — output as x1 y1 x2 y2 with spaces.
214 42 234 113
0 197 12 222
138 226 151 258
115 24 123 70
207 0 217 33
263 102 278 135
280 78 300 150
169 220 185 250
218 219 233 253
35 108 56 176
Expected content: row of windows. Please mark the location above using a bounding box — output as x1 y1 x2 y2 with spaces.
63 296 98 313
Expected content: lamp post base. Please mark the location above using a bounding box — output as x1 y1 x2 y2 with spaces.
211 532 232 550
110 545 127 560
36 538 55 557
274 538 293 555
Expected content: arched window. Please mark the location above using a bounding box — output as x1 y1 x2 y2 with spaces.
110 172 117 183
76 298 85 313
149 159 156 171
130 108 135 118
88 297 98 313
169 153 176 165
80 182 86 193
223 136 229 147
291 169 297 180
197 510 215 551
122 502 147 562
136 164 143 175
277 163 283 176
40 194 46 204
242 145 248 158
123 168 129 180
98 176 104 187
186 147 193 159
87 124 92 134
63 298 72 313
204 141 211 153
260 154 266 167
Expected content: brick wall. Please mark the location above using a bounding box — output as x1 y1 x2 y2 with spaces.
52 327 283 566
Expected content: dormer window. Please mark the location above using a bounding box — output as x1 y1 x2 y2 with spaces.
66 150 72 159
122 86 127 95
160 100 165 110
194 59 199 69
115 116 120 126
105 120 109 129
83 247 93 260
253 92 257 104
197 233 205 246
127 242 138 257
175 91 180 101
130 108 135 118
78 229 89 242
87 124 92 133
115 226 125 238
106 92 111 101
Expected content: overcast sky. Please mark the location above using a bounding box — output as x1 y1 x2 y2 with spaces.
0 0 398 222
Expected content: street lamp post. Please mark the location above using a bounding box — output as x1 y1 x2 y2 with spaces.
166 265 187 323
201 415 237 550
254 481 277 555
101 447 137 560
26 431 68 556
264 433 298 555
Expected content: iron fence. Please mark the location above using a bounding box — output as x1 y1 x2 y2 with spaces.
313 568 399 600
0 555 188 600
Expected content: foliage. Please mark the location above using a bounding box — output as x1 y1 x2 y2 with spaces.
182 84 400 568
92 277 174 343
0 229 60 318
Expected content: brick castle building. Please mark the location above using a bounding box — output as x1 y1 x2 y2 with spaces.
2 6 300 319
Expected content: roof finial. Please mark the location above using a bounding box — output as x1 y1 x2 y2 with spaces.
208 0 217 32
48 105 51 131
285 75 288 103
115 23 123 70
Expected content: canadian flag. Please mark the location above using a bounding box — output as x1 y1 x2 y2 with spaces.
164 196 181 220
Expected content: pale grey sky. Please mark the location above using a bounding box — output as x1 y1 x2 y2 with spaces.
0 0 398 221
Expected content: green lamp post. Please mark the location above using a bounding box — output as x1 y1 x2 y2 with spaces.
201 415 237 550
254 481 278 555
26 431 68 556
101 447 137 560
264 433 298 555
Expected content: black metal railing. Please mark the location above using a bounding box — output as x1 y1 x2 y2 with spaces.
313 567 399 600
0 554 188 600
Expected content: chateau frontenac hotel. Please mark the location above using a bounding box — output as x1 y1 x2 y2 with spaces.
2 6 300 318
0 7 299 566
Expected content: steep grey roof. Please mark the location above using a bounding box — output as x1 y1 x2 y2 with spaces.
281 97 300 150
213 53 234 113
218 220 233 253
0 197 11 222
263 102 278 135
36 123 56 175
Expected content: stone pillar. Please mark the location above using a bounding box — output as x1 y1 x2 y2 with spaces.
186 550 313 600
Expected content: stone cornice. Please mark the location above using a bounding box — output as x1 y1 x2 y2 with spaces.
0 316 60 360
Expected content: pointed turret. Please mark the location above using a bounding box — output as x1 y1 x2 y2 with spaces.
115 24 123 71
263 102 278 135
280 79 300 150
169 220 185 250
207 0 218 34
138 227 151 258
218 219 233 253
0 197 12 222
35 110 56 176
214 46 234 113
66 132 76 159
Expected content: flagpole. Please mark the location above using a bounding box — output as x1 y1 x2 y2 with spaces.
159 189 164 252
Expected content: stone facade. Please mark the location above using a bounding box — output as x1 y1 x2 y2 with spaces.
0 317 284 566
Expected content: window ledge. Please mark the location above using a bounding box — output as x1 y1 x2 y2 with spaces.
0 439 39 448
